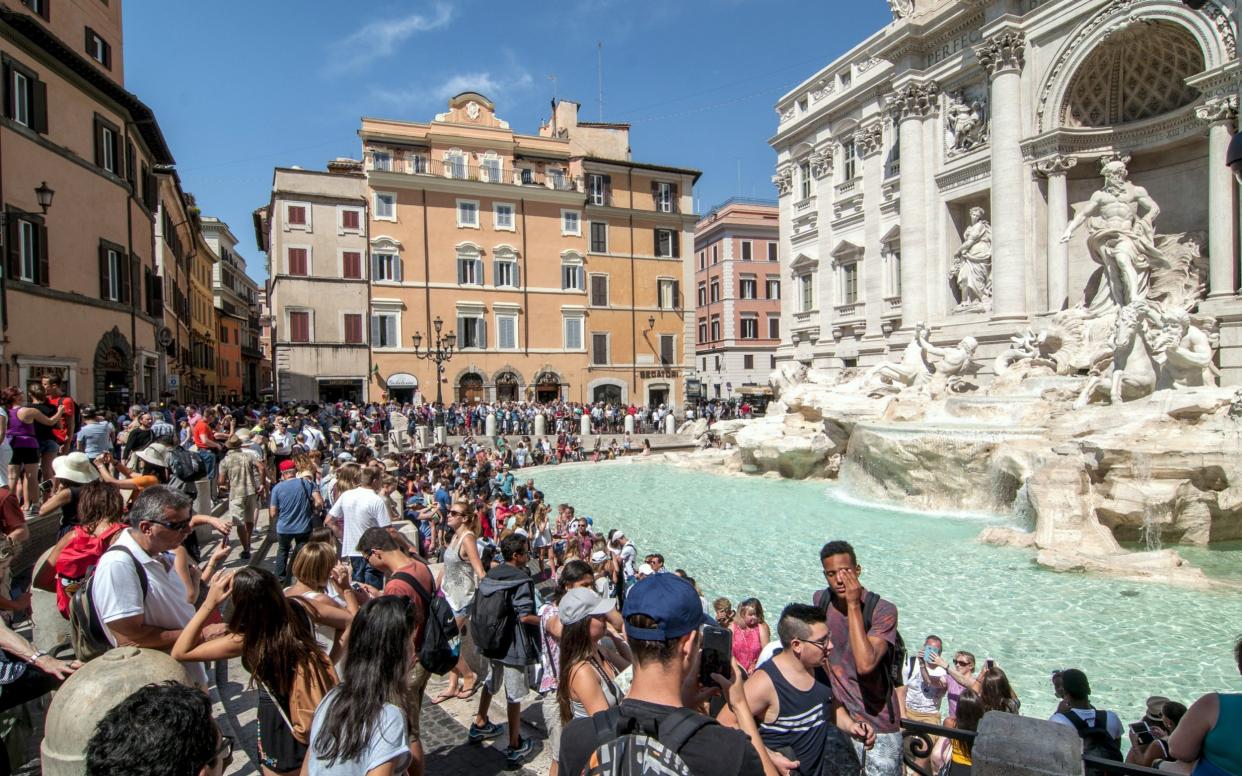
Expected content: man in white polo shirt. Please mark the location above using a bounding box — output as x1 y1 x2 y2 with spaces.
91 486 209 685
327 466 396 589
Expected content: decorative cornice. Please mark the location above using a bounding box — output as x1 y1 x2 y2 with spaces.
854 124 885 157
810 147 834 179
886 82 941 122
772 164 794 197
1021 104 1203 162
934 156 992 193
974 31 1026 77
1194 95 1238 125
1034 155 1079 177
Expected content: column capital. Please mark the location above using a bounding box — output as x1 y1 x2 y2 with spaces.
772 164 793 197
809 146 834 179
853 124 884 158
886 82 940 123
974 31 1026 77
1035 155 1078 177
1194 94 1238 126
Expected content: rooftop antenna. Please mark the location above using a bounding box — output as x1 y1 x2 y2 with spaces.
548 74 559 134
597 41 604 121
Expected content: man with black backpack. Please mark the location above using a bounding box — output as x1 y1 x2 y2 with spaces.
560 573 776 776
469 534 541 769
356 526 453 776
816 540 903 776
1049 668 1124 773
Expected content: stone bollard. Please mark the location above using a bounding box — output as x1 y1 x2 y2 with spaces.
580 414 591 437
30 547 70 655
42 647 192 775
415 425 429 449
434 424 447 445
972 711 1084 776
664 413 677 434
624 414 635 435
485 412 496 438
194 479 212 515
534 413 546 437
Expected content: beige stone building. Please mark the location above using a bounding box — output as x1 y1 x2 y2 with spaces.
254 164 371 403
360 93 699 406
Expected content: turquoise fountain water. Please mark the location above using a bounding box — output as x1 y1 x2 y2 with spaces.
531 461 1242 721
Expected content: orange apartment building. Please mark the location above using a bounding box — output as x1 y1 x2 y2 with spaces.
362 93 699 407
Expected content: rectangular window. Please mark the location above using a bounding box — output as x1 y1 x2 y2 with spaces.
373 253 399 282
286 205 307 226
800 161 812 199
497 314 517 350
340 208 361 231
102 248 121 300
591 333 609 365
342 251 362 279
655 182 674 213
842 263 859 304
457 256 482 285
481 156 501 183
457 200 479 228
654 229 675 258
85 28 111 69
766 277 781 300
744 354 754 370
659 334 675 366
344 313 364 344
741 317 758 339
710 279 720 303
410 154 428 174
799 274 814 312
562 263 583 291
563 316 583 350
289 311 310 343
287 248 308 276
18 220 36 282
374 193 395 221
371 150 391 171
21 0 48 20
494 203 515 230
11 70 29 127
658 278 678 310
698 320 707 344
590 222 608 253
446 153 467 179
768 242 778 261
562 210 581 236
589 174 609 206
768 316 781 339
699 251 706 270
772 355 778 369
740 276 757 300
95 119 118 173
843 141 857 181
371 313 398 348
741 241 752 261
710 317 721 341
697 282 706 307
519 167 534 185
712 245 718 264
590 275 609 307
456 316 486 349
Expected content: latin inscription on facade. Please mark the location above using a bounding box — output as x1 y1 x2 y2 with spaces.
925 28 984 68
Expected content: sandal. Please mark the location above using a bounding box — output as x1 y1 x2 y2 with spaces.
456 682 481 699
430 689 459 705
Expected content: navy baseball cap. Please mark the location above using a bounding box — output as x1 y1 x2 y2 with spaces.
622 574 714 641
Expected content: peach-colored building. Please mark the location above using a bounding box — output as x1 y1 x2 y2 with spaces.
361 93 699 407
693 199 782 401
1 1 173 405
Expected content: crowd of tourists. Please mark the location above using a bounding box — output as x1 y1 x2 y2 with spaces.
0 394 1236 776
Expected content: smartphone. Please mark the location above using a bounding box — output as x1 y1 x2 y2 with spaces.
1129 721 1155 746
924 646 938 663
985 658 995 670
699 625 734 686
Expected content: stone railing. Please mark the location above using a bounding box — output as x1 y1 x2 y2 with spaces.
835 178 858 196
834 301 864 322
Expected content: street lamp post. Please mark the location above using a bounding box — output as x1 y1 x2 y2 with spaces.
411 316 456 442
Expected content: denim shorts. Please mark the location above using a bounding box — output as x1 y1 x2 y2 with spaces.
38 439 60 455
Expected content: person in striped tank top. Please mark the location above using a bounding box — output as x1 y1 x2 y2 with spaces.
743 603 875 776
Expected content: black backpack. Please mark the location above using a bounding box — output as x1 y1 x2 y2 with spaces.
1065 709 1124 775
470 580 515 660
69 545 149 662
168 446 206 482
582 706 730 776
392 564 459 675
813 587 907 689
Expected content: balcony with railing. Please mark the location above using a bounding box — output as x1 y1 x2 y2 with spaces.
368 155 583 193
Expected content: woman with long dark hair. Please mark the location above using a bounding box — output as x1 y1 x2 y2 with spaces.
934 688 985 775
173 567 335 776
305 596 416 775
977 664 1021 714
539 560 595 776
556 587 624 723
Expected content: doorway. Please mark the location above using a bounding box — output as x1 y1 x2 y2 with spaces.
495 372 519 402
458 373 484 404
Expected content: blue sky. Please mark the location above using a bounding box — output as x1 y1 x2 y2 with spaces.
124 0 891 281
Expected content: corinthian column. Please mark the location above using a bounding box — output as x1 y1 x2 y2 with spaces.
1196 95 1238 298
975 31 1027 320
889 82 938 326
1036 156 1077 311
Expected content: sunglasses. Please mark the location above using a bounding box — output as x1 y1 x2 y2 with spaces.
799 635 831 652
448 509 467 517
148 517 192 532
954 660 973 667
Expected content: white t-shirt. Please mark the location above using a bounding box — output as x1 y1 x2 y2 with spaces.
92 529 208 685
1050 708 1124 741
301 426 324 451
329 487 392 558
901 657 948 714
270 430 292 455
756 640 782 668
306 689 410 776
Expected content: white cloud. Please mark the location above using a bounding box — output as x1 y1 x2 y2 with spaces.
326 3 454 74
370 67 534 113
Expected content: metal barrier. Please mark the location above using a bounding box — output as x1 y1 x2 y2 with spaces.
1083 756 1168 776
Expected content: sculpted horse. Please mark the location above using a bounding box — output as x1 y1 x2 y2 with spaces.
1074 302 1158 408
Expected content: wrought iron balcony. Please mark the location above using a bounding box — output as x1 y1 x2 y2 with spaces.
368 155 583 192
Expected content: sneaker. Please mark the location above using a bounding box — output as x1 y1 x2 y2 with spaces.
505 737 534 767
240 550 251 560
468 721 502 743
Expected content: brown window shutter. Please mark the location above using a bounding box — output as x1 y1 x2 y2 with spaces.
2 62 13 120
672 280 681 309
125 141 135 184
652 228 660 256
99 244 109 299
670 183 679 213
651 181 658 203
35 220 48 286
153 272 165 317
603 174 611 204
5 213 19 280
672 231 680 258
32 78 47 134
119 254 132 304
103 40 112 70
93 116 103 167
84 27 93 58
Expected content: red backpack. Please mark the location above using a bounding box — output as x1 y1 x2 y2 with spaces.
54 524 126 618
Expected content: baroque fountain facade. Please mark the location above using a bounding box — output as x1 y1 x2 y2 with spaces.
717 0 1242 588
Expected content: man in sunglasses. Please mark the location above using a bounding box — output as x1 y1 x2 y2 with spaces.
90 486 209 685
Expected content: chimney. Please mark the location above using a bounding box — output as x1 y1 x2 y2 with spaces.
327 157 363 175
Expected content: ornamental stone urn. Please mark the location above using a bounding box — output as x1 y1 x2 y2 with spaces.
41 646 191 776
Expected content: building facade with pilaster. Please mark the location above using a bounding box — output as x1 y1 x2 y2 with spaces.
771 0 1242 384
